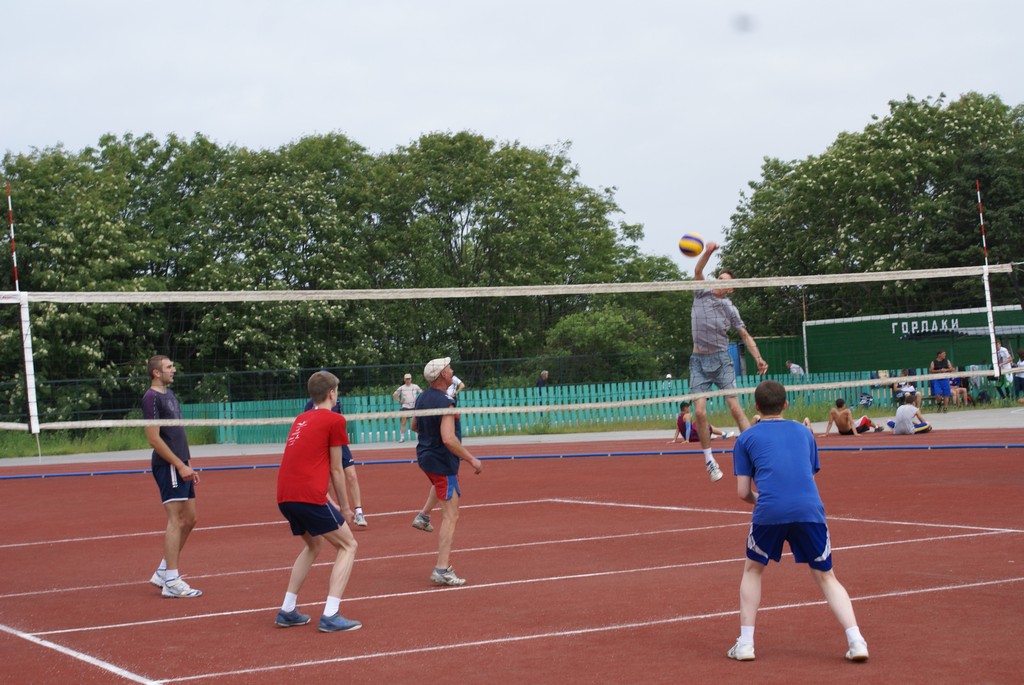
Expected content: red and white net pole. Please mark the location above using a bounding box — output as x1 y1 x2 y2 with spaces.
976 180 999 379
6 181 18 291
4 182 41 445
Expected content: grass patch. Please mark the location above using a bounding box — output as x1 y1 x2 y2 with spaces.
0 427 217 460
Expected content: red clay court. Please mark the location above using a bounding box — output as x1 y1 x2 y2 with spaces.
1 422 1023 684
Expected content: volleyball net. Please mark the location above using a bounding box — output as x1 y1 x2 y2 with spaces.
0 263 1020 443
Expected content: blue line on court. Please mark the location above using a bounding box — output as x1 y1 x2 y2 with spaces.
2 444 1022 480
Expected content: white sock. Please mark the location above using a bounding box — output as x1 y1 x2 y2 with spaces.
324 595 341 617
703 448 715 464
157 559 167 572
282 592 298 613
845 626 865 644
738 625 755 644
165 569 179 582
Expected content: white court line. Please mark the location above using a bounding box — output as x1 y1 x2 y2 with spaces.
1 521 748 600
0 622 157 684
6 496 1017 551
154 575 1024 684
9 498 1023 682
29 527 1009 636
6 497 1020 600
553 497 1024 533
0 498 556 550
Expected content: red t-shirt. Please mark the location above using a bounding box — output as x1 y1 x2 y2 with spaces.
277 409 348 504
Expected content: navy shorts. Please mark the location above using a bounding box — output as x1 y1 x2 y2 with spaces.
278 501 346 536
341 444 355 469
745 522 833 571
152 462 196 504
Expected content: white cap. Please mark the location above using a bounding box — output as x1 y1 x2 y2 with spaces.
665 374 672 379
423 357 451 382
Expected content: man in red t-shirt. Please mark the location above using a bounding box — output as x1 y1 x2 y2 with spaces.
274 371 361 633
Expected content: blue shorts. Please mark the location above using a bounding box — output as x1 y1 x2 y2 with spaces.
931 379 951 397
278 501 346 536
152 462 196 504
689 351 736 393
745 522 833 571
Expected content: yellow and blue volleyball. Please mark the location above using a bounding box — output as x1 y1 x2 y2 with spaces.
678 232 704 258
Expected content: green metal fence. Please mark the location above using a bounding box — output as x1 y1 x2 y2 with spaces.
190 370 929 446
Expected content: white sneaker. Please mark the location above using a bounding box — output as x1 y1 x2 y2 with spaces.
149 570 166 588
727 641 755 661
161 577 203 598
845 639 869 662
353 511 368 527
411 513 434 532
399 435 405 443
724 431 736 439
706 459 724 482
430 566 466 586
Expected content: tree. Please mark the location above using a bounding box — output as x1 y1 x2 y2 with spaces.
721 93 1024 335
2 129 686 419
364 132 666 368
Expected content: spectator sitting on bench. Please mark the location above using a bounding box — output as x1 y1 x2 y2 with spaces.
949 367 971 408
893 369 921 407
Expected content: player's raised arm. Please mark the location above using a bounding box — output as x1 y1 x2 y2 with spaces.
693 241 718 281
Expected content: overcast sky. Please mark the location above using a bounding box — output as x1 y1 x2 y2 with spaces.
4 1 1022 274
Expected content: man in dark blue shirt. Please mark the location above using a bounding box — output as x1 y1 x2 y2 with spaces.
409 356 483 586
143 355 202 598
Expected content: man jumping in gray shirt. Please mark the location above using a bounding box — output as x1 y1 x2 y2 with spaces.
689 241 768 482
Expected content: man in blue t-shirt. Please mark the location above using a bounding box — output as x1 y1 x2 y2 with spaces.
409 356 483 586
727 380 868 663
143 355 202 599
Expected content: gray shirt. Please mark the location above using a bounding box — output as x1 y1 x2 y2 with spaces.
691 288 746 353
892 404 918 435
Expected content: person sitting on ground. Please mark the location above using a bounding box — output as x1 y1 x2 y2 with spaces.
821 398 885 436
887 394 932 435
669 402 735 443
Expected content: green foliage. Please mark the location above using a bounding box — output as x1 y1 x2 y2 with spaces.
543 303 672 381
1 131 685 421
722 93 1024 336
5 93 1021 424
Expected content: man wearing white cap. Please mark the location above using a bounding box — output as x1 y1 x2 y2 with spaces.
392 373 422 442
410 356 483 586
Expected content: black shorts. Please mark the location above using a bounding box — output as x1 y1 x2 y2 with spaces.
278 501 345 536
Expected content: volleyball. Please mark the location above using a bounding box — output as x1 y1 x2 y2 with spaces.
678 233 704 257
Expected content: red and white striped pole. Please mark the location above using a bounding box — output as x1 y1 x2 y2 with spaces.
976 179 989 266
6 181 18 291
976 180 999 380
4 181 41 446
